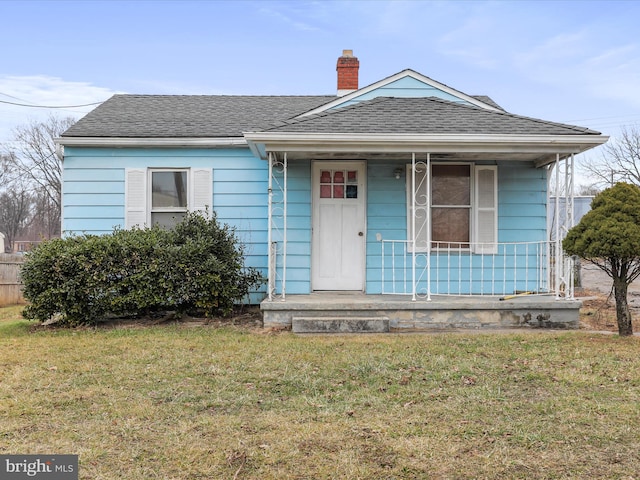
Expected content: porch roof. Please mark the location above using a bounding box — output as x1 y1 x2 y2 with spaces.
264 97 599 136
244 97 607 166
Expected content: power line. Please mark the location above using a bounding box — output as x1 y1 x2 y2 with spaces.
0 92 34 104
0 98 104 108
561 113 640 123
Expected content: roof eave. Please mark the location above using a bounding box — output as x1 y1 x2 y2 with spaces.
55 136 248 148
243 132 609 162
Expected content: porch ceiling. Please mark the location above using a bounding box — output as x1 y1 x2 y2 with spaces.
267 150 564 165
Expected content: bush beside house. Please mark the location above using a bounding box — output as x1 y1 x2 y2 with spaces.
21 212 263 326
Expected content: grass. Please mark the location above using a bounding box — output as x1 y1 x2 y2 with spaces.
1 306 640 479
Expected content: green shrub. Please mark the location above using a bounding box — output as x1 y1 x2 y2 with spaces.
563 182 640 336
21 212 264 326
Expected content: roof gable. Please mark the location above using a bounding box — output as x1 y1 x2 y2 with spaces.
299 69 502 117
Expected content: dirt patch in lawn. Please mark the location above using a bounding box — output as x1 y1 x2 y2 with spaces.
576 262 640 332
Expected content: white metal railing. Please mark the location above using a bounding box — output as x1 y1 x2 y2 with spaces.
381 240 572 298
267 152 287 301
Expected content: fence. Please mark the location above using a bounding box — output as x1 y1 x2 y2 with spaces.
0 253 25 306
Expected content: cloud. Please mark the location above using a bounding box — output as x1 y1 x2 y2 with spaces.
581 44 640 106
436 16 501 69
514 31 589 71
0 75 119 143
514 32 640 109
257 3 325 32
361 0 422 36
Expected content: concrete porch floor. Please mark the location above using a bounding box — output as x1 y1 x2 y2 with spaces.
260 292 581 333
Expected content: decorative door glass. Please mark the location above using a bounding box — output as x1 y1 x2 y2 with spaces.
319 169 358 199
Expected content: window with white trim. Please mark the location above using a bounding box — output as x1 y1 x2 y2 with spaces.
407 163 497 253
151 169 188 227
431 164 471 249
125 168 213 229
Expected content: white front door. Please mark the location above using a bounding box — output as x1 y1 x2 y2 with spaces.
312 161 366 291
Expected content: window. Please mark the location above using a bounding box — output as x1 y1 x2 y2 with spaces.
407 163 497 253
151 170 188 227
431 164 471 249
125 168 213 229
319 169 359 199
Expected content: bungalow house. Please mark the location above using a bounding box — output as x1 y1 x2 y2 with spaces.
56 51 608 332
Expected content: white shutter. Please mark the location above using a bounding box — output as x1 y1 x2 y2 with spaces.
406 163 429 252
190 168 213 215
474 166 497 254
125 168 147 229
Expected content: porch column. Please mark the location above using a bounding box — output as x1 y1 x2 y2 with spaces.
552 153 575 300
564 153 575 299
282 152 288 300
554 154 561 299
411 153 416 301
426 153 431 301
411 152 431 301
267 152 288 301
268 152 274 301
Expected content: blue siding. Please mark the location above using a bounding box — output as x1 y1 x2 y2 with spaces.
270 161 312 295
64 147 548 299
498 163 547 244
366 160 548 294
336 76 473 108
63 146 270 301
366 159 408 294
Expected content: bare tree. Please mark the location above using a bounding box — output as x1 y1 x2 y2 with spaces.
576 183 600 196
2 115 76 237
0 154 12 189
29 189 61 238
0 186 33 252
582 125 640 187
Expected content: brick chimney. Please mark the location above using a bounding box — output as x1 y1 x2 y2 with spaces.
336 49 359 96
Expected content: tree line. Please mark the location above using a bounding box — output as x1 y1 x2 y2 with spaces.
0 116 75 252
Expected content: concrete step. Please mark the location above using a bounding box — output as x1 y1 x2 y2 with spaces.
292 316 390 334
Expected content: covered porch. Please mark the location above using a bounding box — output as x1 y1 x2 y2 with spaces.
255 147 582 332
243 100 607 332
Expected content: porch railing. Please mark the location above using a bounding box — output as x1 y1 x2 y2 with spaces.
381 240 571 298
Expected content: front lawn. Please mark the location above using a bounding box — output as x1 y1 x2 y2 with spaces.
1 308 639 479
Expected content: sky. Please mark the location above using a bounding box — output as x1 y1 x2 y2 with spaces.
1 0 640 180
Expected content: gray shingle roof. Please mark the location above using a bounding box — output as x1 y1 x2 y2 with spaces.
260 97 601 136
63 91 600 140
471 95 504 111
62 95 336 138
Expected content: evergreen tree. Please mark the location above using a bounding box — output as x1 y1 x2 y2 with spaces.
563 183 640 336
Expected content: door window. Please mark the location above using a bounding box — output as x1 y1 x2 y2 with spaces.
319 169 358 199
